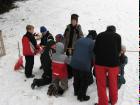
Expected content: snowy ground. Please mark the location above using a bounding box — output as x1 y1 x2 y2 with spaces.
0 0 139 105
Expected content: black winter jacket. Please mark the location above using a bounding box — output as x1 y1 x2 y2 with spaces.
94 30 121 67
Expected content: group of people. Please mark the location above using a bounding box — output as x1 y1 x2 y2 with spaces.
22 14 128 105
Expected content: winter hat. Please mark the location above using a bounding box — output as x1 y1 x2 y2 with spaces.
106 25 116 32
56 42 64 54
55 34 63 42
71 14 79 21
87 30 97 40
40 26 47 33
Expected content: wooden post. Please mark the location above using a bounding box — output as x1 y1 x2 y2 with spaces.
0 30 6 57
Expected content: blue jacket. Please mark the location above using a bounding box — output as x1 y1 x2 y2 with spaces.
70 37 95 72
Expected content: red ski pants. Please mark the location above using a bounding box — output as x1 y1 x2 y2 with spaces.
95 65 119 105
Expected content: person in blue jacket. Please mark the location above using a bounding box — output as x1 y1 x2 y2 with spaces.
70 30 97 102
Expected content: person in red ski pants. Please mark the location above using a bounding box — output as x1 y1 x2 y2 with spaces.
95 65 119 105
94 25 122 105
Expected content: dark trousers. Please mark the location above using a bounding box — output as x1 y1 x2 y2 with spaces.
73 70 89 98
25 56 34 77
67 65 73 79
88 71 94 85
40 54 52 79
34 78 52 87
34 54 52 87
66 49 73 79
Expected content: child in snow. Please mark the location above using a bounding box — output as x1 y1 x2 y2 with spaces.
118 45 128 89
47 42 68 96
39 26 54 69
22 25 39 78
31 39 56 89
40 26 54 47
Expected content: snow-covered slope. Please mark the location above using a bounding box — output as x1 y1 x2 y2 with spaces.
0 0 139 105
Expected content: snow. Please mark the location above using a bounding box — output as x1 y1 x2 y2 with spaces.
0 0 139 105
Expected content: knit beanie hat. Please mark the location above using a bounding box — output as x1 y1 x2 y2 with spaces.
40 26 47 33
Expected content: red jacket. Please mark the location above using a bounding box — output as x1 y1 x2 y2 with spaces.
52 60 68 79
22 32 37 56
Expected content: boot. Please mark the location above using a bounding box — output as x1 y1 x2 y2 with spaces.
47 84 54 96
26 74 35 78
58 87 64 96
31 79 38 89
47 84 58 96
78 95 90 102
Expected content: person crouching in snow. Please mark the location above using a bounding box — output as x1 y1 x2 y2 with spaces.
31 39 56 89
118 45 128 89
39 26 54 69
22 25 39 78
70 32 96 102
47 42 68 96
55 34 64 43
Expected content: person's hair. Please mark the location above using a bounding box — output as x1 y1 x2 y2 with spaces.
26 25 34 31
106 25 116 32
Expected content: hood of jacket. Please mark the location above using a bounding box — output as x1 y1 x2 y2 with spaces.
55 42 64 54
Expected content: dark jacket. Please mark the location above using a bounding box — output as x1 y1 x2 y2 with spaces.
41 40 55 63
70 36 95 72
94 30 121 67
22 32 37 56
40 31 53 46
119 54 128 76
64 24 83 51
41 40 56 79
